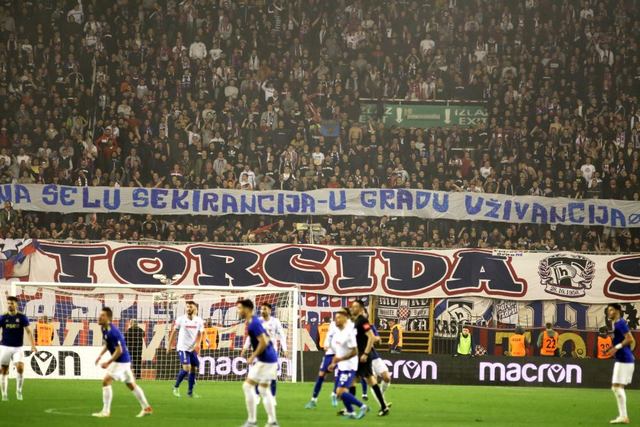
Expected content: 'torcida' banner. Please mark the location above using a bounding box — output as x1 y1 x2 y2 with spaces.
26 241 640 302
2 184 640 227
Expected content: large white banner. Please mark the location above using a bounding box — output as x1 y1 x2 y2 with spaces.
3 184 640 227
25 241 640 302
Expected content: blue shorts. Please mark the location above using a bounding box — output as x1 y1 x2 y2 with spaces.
320 354 334 372
178 350 200 367
335 370 356 389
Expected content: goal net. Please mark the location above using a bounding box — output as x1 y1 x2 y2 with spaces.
7 282 299 383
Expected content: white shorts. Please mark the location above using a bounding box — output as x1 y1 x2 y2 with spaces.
612 362 635 385
106 362 135 384
0 346 24 366
372 358 389 377
247 361 278 384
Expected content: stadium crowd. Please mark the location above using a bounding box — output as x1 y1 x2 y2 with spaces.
0 0 639 251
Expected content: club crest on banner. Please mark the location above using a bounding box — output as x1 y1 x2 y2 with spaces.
376 297 430 331
539 254 595 298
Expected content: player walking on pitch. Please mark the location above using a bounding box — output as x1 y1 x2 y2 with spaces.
359 323 391 401
243 303 288 402
605 303 635 424
238 299 279 427
370 324 391 394
0 296 37 401
305 315 345 408
168 300 204 398
327 307 368 419
351 300 390 416
92 307 152 418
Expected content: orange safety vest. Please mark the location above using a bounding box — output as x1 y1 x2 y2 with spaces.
510 334 526 357
318 322 330 348
201 327 218 350
36 322 54 346
388 324 403 347
597 336 613 359
540 331 558 356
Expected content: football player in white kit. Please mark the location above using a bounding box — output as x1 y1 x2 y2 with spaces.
167 301 204 398
305 312 354 409
327 307 368 419
243 303 288 402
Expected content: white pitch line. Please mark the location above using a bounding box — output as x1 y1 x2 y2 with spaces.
44 407 92 417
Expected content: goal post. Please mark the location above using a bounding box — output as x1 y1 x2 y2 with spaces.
7 282 300 383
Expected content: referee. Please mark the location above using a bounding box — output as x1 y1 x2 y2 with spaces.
351 300 390 416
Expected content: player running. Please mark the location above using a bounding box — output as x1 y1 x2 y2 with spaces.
327 307 368 419
243 303 288 402
168 300 204 398
351 300 390 416
238 299 279 427
0 296 37 401
305 313 353 409
92 307 152 418
605 303 635 424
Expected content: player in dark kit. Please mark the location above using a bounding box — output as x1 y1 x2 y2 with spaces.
605 303 635 424
92 307 152 418
350 300 390 416
0 296 37 401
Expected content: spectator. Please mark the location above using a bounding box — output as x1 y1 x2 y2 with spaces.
0 202 17 229
508 326 528 357
200 319 219 351
597 326 614 360
454 326 473 357
0 0 636 254
388 319 403 353
34 316 54 347
537 323 559 357
189 35 207 60
317 317 331 349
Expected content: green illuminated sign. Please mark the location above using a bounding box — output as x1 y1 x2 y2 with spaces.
359 101 487 128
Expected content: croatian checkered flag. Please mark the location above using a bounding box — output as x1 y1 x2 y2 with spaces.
474 345 487 356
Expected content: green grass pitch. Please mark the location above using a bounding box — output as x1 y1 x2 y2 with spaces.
0 380 637 426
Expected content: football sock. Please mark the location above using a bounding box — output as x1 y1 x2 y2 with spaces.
612 386 627 418
312 376 324 398
132 385 149 409
341 392 363 412
174 369 188 388
243 382 257 423
372 384 387 410
259 386 277 424
16 373 23 394
187 372 196 394
102 385 113 413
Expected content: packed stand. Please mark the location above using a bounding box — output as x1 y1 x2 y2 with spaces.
0 0 639 251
